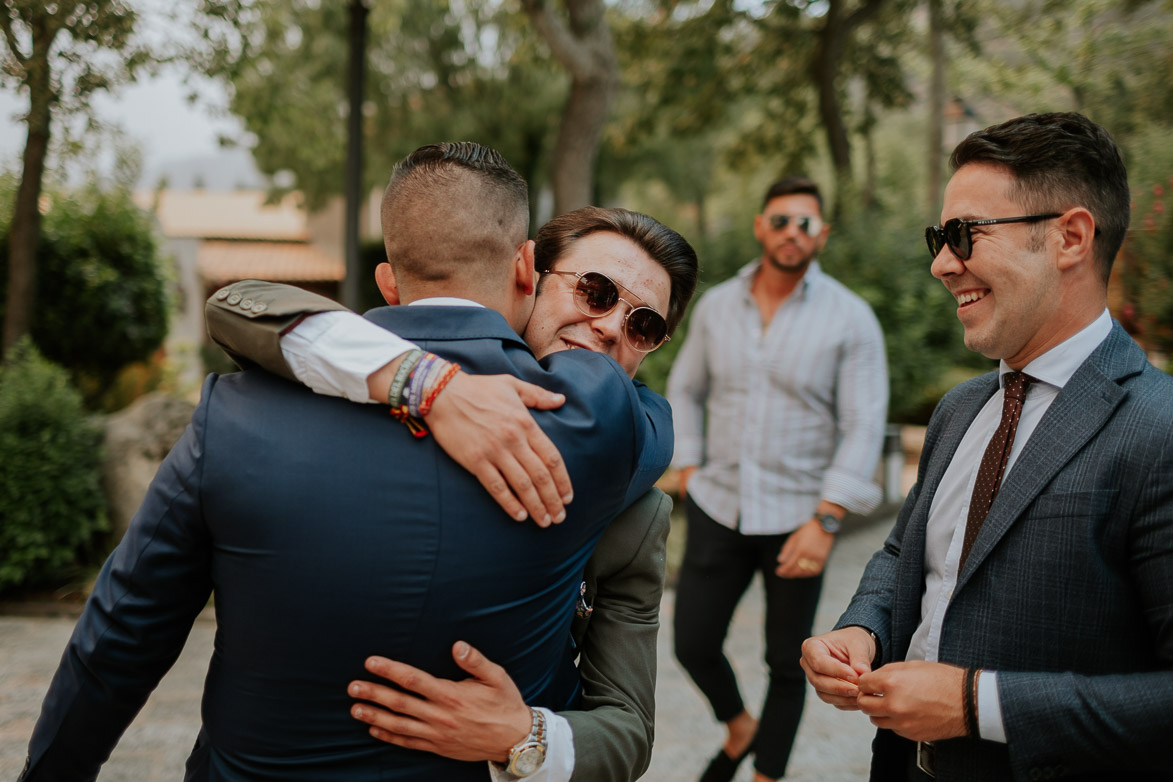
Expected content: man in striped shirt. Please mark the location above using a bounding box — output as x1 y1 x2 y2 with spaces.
668 175 888 782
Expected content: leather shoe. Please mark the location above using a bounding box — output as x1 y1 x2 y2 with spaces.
699 740 754 782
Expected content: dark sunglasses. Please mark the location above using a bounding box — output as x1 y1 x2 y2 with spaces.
541 269 670 353
766 214 824 236
925 213 1062 261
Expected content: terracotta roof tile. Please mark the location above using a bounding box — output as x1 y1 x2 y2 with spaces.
134 190 309 241
199 240 344 284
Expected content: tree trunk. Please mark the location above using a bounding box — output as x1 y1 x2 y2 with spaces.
342 0 368 311
522 0 618 216
926 0 946 224
3 52 53 356
551 74 614 214
813 0 852 208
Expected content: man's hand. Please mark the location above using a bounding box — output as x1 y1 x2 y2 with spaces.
799 626 876 710
348 641 531 763
677 465 696 498
776 519 834 578
856 661 969 742
427 372 573 527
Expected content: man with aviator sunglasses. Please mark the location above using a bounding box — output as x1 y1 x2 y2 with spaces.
802 112 1173 780
668 175 888 782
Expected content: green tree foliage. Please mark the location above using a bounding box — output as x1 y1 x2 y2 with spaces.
0 180 169 403
194 0 564 217
0 0 154 354
1119 126 1173 358
0 338 108 592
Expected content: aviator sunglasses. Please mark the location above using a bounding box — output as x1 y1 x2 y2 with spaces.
925 213 1062 261
541 269 670 352
766 214 824 236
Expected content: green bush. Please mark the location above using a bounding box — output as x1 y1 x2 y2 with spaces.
0 338 108 591
821 210 989 423
0 182 170 405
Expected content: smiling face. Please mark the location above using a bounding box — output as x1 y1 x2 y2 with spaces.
523 231 672 378
753 193 829 275
932 162 1066 368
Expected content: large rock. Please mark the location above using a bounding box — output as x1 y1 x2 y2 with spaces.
101 391 196 542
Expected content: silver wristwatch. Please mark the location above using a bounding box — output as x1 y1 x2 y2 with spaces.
505 707 547 777
817 513 842 534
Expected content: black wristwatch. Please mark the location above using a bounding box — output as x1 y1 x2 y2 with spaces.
817 513 842 534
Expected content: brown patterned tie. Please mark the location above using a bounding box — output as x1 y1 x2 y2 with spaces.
960 371 1032 569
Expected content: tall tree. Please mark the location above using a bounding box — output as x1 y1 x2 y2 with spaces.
0 0 148 355
520 0 619 215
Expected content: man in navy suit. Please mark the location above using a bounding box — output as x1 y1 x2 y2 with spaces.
19 144 679 780
801 113 1173 780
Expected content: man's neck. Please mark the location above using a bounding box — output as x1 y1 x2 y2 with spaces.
751 260 807 323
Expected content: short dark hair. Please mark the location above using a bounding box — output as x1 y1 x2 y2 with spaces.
533 207 699 335
762 175 824 214
950 112 1129 284
381 142 530 284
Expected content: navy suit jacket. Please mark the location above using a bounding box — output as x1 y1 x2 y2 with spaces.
838 323 1173 781
22 305 672 781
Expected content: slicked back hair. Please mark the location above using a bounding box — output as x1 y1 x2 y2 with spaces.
380 142 530 286
950 112 1129 284
762 175 824 215
533 207 699 335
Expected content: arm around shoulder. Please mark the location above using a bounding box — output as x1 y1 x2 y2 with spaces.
206 279 349 380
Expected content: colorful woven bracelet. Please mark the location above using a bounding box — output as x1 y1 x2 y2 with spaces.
387 349 424 408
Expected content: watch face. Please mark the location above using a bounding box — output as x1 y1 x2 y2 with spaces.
819 514 842 534
511 745 545 776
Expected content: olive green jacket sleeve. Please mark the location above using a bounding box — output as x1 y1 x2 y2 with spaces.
565 488 671 782
205 280 350 383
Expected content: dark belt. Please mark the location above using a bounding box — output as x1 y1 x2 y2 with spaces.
916 741 936 778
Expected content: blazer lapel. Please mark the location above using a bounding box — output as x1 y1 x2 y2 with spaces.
892 373 998 639
956 324 1145 588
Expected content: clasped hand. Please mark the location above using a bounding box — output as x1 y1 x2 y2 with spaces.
800 628 968 743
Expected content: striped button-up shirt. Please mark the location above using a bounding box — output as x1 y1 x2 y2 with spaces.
667 261 888 535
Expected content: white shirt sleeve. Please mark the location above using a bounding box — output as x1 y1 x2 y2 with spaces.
977 670 1007 743
278 311 418 403
487 709 574 782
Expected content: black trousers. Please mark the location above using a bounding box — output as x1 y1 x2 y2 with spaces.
673 495 824 780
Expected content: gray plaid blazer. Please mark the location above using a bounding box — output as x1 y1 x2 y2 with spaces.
838 321 1173 782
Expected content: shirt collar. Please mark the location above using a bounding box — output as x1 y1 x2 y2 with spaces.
408 297 484 308
737 259 821 301
998 308 1112 390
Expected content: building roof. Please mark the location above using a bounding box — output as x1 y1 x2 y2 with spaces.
133 189 310 241
198 240 344 284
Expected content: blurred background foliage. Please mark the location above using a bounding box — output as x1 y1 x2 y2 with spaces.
1 0 1172 592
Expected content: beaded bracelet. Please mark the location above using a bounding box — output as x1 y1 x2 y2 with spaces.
388 349 424 408
404 353 441 417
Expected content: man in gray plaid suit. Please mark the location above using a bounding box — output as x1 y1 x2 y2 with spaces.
801 112 1173 781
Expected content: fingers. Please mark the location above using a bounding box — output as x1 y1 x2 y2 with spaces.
363 655 446 702
450 641 507 686
508 377 566 411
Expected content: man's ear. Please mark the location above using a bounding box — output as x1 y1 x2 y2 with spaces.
375 262 400 305
513 239 537 296
1055 207 1096 272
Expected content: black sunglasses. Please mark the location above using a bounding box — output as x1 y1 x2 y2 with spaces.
925 213 1062 261
541 269 670 353
766 214 824 236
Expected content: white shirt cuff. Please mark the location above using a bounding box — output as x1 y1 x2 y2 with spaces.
278 311 417 403
977 670 1007 743
487 709 574 782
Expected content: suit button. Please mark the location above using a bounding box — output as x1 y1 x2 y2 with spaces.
226 293 242 305
240 298 254 309
251 302 268 314
215 287 231 300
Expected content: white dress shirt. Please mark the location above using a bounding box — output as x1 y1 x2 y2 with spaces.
668 261 888 533
908 308 1112 742
279 305 574 782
